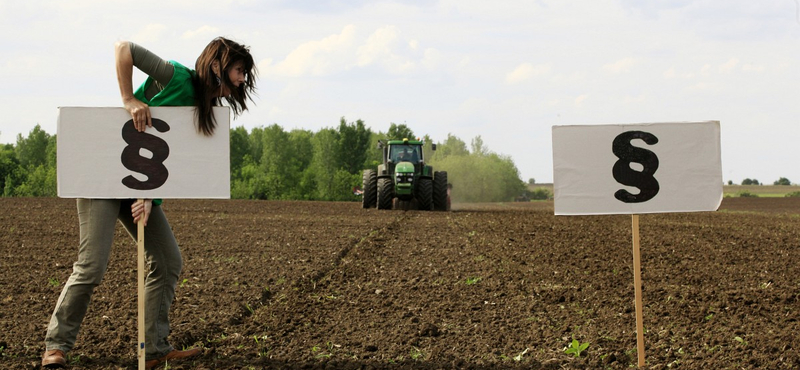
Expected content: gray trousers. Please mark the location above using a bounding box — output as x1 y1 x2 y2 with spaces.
45 199 182 360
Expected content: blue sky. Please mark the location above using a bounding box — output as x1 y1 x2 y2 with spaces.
1 0 799 184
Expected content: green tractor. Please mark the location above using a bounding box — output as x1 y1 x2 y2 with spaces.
362 138 449 211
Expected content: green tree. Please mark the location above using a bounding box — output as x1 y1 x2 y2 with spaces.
470 135 488 156
11 163 57 197
774 177 791 186
258 124 297 199
230 126 250 180
336 117 372 175
530 188 551 200
287 129 315 199
230 155 266 199
311 128 340 200
231 124 307 200
15 124 50 168
431 133 469 161
364 131 385 169
421 134 434 163
386 123 415 141
5 126 57 196
248 126 266 164
0 144 19 194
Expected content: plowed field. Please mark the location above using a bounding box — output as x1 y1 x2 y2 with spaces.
1 197 799 369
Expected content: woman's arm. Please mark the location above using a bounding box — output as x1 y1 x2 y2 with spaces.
129 42 174 88
115 40 151 132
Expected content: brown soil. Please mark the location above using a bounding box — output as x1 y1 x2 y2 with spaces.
1 197 799 369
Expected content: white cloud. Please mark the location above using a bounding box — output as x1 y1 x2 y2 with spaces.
602 57 637 74
688 82 714 91
622 94 646 104
357 25 400 67
718 58 739 74
662 67 695 79
260 24 428 78
132 23 168 43
741 63 765 73
356 25 416 73
263 24 357 77
505 63 551 84
421 48 441 70
182 25 221 40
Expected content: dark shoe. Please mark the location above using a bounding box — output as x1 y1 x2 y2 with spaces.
145 348 201 369
42 349 67 368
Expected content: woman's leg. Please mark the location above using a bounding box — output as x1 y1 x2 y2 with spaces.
119 202 182 360
44 199 119 352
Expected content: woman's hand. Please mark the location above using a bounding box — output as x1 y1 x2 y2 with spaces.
131 199 152 226
123 97 152 132
116 41 151 132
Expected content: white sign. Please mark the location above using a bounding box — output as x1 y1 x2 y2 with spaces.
552 121 722 215
57 107 230 199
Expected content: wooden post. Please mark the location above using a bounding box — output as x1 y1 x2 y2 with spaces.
632 214 645 367
137 199 146 370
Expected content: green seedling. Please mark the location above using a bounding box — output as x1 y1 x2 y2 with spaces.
312 343 333 359
253 335 269 357
48 277 60 287
564 337 589 357
179 278 188 288
69 354 82 365
734 336 748 346
410 347 424 360
465 277 482 285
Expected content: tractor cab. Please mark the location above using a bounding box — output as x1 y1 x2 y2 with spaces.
389 144 421 164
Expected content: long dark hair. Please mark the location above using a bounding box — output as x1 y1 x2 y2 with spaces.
194 37 257 135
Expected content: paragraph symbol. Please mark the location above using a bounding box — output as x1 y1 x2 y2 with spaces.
612 131 659 203
120 118 170 190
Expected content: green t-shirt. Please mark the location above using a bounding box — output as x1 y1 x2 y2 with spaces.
133 61 197 107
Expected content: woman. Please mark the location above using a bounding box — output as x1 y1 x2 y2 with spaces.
41 37 257 369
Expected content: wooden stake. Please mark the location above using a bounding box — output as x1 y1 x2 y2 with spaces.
632 214 645 367
137 199 146 370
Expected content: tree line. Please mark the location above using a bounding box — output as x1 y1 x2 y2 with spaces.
729 178 793 186
1 119 526 203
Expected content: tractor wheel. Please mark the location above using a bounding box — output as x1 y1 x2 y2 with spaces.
433 171 448 211
416 178 433 211
362 169 377 208
377 177 394 210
